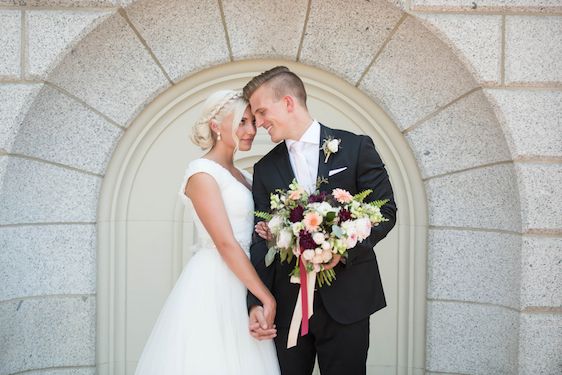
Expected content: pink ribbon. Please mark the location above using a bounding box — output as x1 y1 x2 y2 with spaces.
287 254 316 348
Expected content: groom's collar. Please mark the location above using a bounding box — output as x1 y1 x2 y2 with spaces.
285 120 320 149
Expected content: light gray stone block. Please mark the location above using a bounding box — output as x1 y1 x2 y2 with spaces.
0 10 20 78
48 12 170 126
428 229 521 309
299 0 402 83
0 157 100 224
27 10 112 78
360 16 477 131
519 313 562 375
0 296 95 375
18 368 95 375
426 164 521 232
521 236 562 309
0 224 96 302
0 157 7 190
426 301 519 374
223 0 308 61
506 16 562 83
417 14 501 84
516 163 562 231
126 0 230 82
0 83 43 152
11 85 122 174
485 89 562 158
406 90 511 178
411 0 562 11
0 0 121 5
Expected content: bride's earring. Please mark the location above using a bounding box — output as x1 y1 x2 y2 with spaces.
217 132 221 141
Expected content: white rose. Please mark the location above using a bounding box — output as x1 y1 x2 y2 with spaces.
312 253 324 264
341 220 356 235
276 229 293 249
308 202 320 210
267 215 283 234
321 248 333 262
345 234 358 249
315 248 323 255
302 249 315 261
312 232 325 245
355 217 372 241
327 139 340 153
321 241 331 251
316 202 333 215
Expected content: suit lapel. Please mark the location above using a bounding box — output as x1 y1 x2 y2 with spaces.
317 124 333 193
273 142 296 189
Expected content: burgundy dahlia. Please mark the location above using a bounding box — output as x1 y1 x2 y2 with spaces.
289 205 305 223
338 209 352 222
298 230 316 250
308 191 328 203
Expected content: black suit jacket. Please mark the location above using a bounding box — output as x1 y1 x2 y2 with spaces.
248 124 397 327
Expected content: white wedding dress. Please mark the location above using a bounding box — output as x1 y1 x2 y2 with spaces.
134 158 280 375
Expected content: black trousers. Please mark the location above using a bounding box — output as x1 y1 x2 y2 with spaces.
274 294 370 375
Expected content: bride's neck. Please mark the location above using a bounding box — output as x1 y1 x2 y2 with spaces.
204 147 235 169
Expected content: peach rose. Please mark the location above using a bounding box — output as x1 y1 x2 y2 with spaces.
288 189 303 200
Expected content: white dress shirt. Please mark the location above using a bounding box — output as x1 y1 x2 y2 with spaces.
286 120 320 192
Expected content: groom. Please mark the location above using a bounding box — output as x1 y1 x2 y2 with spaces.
245 66 397 375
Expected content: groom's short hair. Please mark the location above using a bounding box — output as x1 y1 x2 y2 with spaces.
243 66 307 108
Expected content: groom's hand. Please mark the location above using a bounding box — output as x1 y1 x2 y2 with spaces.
249 306 277 340
322 254 342 271
254 221 273 241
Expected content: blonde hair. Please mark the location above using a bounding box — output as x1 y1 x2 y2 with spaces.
243 66 307 107
191 90 248 150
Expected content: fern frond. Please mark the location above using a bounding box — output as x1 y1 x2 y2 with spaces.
370 199 389 208
354 189 372 202
254 211 272 221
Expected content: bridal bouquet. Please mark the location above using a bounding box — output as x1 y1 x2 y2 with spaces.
256 179 388 347
256 179 388 287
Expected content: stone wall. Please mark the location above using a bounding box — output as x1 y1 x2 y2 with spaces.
1 0 560 374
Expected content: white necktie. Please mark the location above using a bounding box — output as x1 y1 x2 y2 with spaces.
290 142 314 193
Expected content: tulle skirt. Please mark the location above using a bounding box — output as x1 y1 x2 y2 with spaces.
134 247 280 375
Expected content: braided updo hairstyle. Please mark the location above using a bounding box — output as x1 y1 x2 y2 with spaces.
191 90 248 150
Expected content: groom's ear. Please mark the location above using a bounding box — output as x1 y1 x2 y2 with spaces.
283 95 295 113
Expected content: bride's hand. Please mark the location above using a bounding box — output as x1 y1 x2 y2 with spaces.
249 305 276 340
262 296 276 328
255 221 273 241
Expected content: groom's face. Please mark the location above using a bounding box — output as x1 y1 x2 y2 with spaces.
249 84 289 143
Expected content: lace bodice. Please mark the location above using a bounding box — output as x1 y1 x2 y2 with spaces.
179 158 254 254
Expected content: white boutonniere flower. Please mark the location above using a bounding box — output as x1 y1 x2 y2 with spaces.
321 137 341 163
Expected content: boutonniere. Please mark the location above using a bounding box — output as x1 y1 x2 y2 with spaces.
321 137 341 163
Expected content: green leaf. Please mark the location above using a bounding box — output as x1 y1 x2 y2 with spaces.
370 199 389 208
325 211 336 224
287 249 294 264
265 247 276 267
255 211 272 221
354 189 373 202
280 249 287 263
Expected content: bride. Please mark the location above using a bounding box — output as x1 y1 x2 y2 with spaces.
134 90 280 374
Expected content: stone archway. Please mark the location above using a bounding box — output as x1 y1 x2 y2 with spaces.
0 1 523 374
97 60 427 374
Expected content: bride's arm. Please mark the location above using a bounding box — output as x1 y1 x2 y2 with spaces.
185 172 276 326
